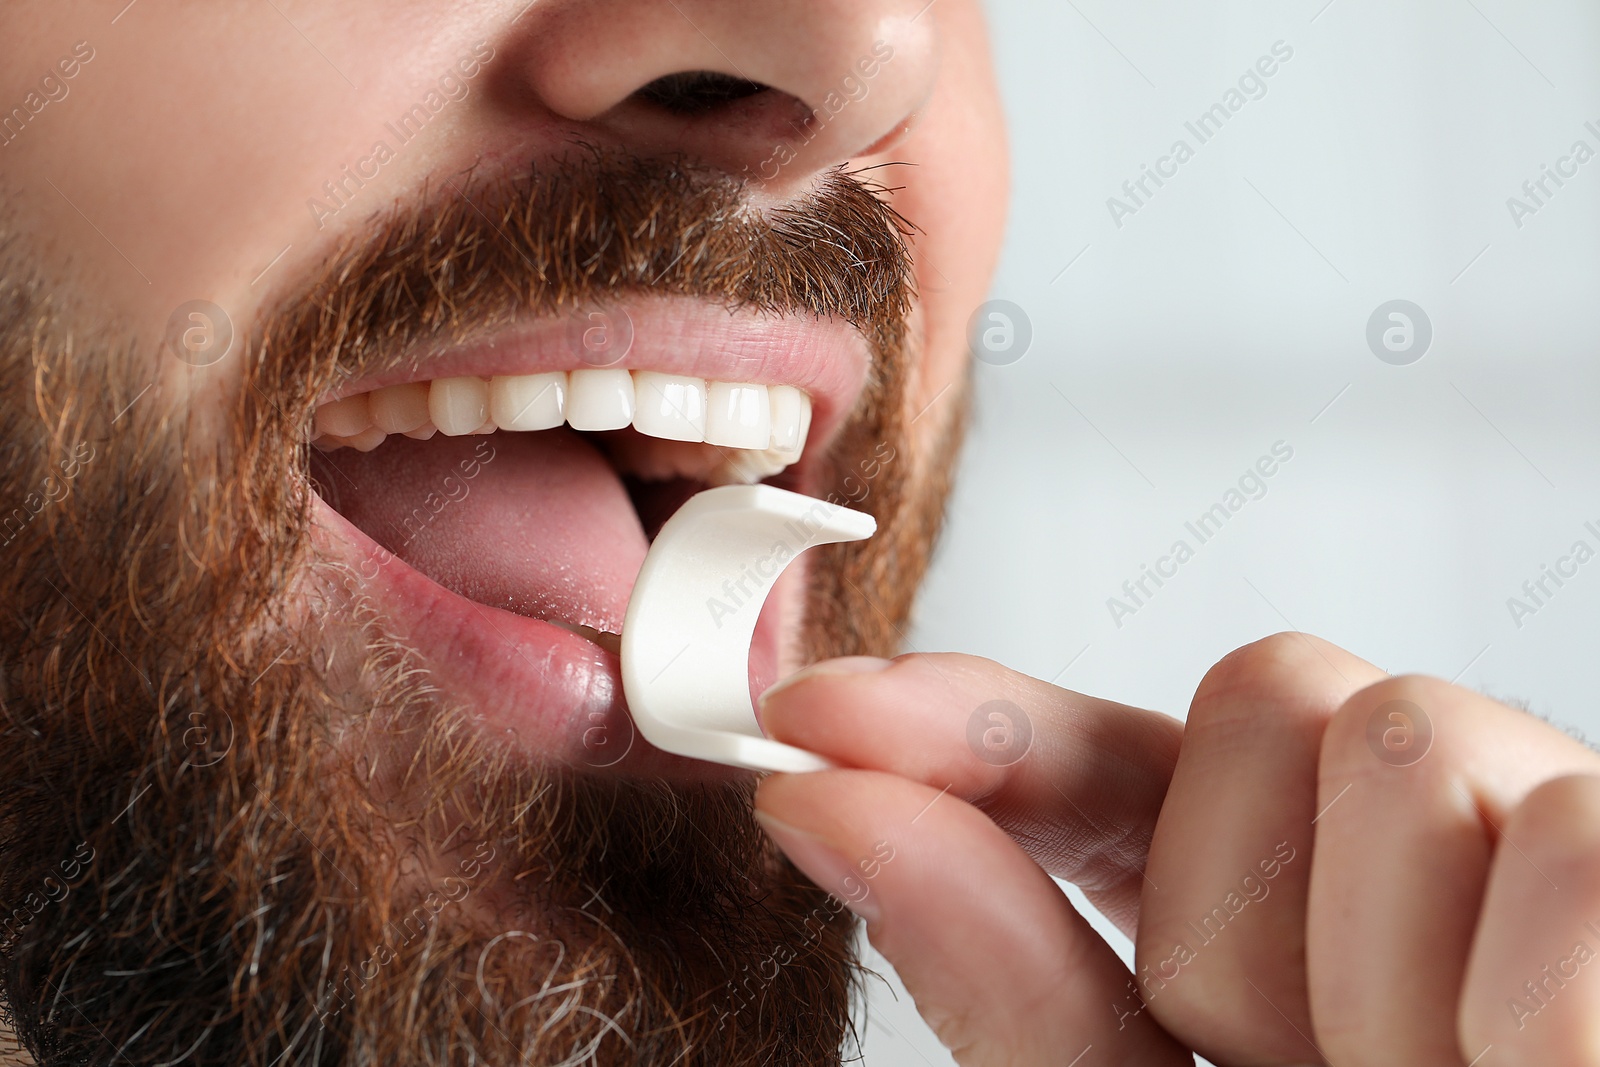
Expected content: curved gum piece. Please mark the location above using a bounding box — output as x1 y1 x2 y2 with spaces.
619 485 876 773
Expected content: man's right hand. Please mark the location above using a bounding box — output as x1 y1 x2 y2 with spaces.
754 635 1600 1066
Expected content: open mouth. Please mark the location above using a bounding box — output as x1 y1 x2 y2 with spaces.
302 298 869 775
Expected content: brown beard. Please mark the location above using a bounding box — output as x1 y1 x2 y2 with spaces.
0 153 965 1066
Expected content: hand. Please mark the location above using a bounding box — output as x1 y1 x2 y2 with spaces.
753 634 1600 1066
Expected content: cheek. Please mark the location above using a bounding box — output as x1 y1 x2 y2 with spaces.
850 0 1007 431
4 2 497 402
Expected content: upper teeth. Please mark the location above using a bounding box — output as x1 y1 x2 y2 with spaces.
311 371 813 482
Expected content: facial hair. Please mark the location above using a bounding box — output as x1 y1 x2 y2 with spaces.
0 153 965 1066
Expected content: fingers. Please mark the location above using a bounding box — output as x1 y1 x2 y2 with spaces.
1309 676 1600 1066
755 768 1191 1067
759 653 1183 931
1460 774 1600 1064
1135 633 1387 1064
764 640 1600 1067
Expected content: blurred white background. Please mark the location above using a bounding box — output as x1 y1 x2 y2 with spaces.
863 0 1600 1062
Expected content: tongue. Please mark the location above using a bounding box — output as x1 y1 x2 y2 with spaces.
316 430 647 634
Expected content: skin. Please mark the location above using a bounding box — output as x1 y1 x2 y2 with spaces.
6 3 1592 1066
758 643 1600 1065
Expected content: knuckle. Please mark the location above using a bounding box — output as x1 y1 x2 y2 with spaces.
1188 632 1329 727
1131 960 1250 1059
1322 674 1454 781
1508 774 1600 886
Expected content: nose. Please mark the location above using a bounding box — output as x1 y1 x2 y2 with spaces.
505 0 938 189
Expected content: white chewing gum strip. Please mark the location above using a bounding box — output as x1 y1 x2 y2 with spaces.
620 485 876 773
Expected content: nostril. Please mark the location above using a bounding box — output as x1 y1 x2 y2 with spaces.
635 71 770 116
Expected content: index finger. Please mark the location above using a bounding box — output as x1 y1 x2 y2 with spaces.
758 652 1183 932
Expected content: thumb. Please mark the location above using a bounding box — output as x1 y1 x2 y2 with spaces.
755 769 1190 1067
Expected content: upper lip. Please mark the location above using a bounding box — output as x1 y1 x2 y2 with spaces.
316 293 872 462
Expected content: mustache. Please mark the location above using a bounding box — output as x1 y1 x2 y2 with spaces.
231 150 926 671
248 151 917 421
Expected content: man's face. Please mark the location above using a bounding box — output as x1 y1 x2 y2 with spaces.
0 3 1005 1064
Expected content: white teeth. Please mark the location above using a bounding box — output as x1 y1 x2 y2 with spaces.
490 372 566 431
795 395 812 450
346 427 388 452
369 383 431 434
633 372 707 443
311 371 814 480
315 394 371 438
768 385 804 453
566 368 635 431
312 426 387 453
429 376 490 436
706 382 771 450
710 387 811 485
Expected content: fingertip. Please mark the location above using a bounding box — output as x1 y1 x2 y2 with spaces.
757 656 901 757
752 766 808 816
752 808 882 924
753 769 867 841
758 655 894 714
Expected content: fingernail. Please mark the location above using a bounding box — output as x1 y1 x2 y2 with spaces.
759 656 894 709
754 811 882 924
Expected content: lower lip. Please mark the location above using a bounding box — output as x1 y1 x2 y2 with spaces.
308 496 771 782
